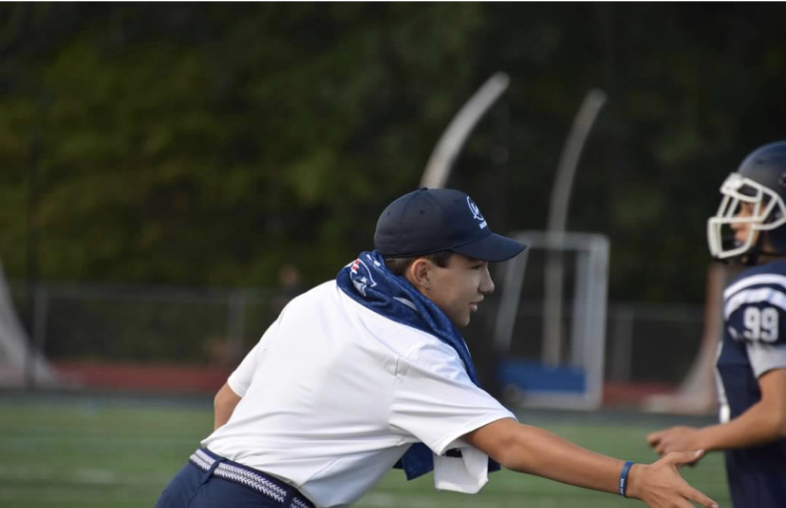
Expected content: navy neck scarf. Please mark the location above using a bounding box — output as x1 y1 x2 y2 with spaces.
336 250 500 480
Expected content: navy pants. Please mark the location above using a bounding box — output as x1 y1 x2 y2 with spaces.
155 455 314 508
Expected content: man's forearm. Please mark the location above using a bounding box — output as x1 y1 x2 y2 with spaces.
465 418 716 507
699 401 786 451
498 424 624 493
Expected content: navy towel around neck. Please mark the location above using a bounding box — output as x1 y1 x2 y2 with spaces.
336 250 500 480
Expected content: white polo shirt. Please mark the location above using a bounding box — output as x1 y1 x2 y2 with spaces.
201 280 515 508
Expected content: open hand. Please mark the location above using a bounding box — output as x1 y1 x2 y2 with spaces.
647 426 703 456
627 450 718 508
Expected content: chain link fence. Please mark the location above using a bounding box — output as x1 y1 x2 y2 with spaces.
5 281 706 394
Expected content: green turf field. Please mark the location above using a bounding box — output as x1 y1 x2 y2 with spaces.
0 394 731 508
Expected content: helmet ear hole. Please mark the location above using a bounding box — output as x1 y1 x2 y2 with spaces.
778 173 786 189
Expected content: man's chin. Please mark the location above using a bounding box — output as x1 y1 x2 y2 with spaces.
446 309 473 327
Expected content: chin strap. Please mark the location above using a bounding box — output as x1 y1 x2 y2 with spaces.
739 233 786 265
741 249 760 267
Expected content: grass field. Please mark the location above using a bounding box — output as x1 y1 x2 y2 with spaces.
0 393 731 508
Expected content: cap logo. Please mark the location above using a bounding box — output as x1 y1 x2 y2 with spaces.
467 197 487 229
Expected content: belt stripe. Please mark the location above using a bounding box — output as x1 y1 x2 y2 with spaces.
194 449 287 500
190 451 212 471
292 498 312 508
189 450 294 504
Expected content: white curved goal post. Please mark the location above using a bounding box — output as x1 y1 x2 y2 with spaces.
0 261 58 387
493 231 609 410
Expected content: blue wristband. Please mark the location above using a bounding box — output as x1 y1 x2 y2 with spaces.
618 461 635 497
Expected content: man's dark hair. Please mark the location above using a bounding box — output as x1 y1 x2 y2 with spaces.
384 251 453 277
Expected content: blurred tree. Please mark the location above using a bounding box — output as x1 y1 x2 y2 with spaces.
0 3 785 305
0 3 483 286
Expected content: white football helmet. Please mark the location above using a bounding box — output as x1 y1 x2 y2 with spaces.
707 142 786 261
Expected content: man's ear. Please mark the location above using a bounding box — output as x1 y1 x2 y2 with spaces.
407 258 432 290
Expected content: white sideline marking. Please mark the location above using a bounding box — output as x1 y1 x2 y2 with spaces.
73 469 119 484
0 465 169 487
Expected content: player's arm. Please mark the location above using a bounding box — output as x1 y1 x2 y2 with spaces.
213 382 242 430
463 418 718 508
212 322 276 430
648 367 786 453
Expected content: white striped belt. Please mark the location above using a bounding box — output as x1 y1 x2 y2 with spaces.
189 448 314 508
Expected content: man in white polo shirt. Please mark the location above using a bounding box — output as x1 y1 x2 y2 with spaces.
155 188 719 508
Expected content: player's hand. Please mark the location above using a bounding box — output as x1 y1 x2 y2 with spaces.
627 450 719 508
647 426 703 456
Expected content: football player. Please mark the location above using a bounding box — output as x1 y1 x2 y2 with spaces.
648 141 786 507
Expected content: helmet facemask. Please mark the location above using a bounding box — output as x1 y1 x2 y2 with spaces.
707 172 786 260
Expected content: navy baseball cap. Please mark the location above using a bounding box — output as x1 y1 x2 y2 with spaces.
374 188 527 262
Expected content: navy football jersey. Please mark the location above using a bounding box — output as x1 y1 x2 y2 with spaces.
717 260 786 508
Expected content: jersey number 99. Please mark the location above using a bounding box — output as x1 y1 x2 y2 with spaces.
743 307 779 342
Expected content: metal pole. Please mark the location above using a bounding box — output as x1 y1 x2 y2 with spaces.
226 290 246 365
31 285 49 386
542 89 607 366
493 247 530 357
420 73 510 189
25 100 44 389
611 305 635 382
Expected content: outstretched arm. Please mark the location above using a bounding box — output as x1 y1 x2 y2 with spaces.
463 418 718 508
213 382 242 430
648 368 786 454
